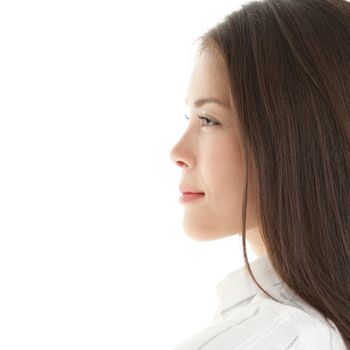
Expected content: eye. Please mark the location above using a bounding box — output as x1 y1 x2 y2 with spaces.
184 113 219 127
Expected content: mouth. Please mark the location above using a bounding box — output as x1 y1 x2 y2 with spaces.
181 192 205 194
179 192 205 204
179 184 205 195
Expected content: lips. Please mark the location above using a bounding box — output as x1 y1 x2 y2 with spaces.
179 192 205 204
182 192 204 194
179 185 204 194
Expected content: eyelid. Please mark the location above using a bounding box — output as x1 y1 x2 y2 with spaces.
184 113 220 126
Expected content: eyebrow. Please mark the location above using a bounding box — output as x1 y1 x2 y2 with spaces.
185 97 230 109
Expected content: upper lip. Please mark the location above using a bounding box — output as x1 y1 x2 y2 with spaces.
179 185 205 194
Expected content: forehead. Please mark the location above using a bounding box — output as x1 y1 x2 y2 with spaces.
186 52 230 107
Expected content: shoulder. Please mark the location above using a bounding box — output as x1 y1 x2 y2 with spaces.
172 301 301 350
172 296 345 350
258 294 348 350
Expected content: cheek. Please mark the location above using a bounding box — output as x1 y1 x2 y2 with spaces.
206 138 244 195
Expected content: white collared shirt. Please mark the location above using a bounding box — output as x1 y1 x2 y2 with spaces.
172 254 347 350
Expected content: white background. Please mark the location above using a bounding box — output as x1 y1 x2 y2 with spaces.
0 1 258 349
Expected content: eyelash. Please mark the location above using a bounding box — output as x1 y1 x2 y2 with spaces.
184 113 219 127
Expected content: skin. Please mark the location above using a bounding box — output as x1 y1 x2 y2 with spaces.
169 51 267 258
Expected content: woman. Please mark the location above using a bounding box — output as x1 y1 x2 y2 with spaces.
169 0 350 348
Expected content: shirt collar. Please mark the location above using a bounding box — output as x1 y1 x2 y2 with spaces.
213 254 284 322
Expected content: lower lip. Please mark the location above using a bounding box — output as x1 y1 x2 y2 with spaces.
179 193 205 204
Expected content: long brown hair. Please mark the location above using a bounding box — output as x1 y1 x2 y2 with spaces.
194 0 350 347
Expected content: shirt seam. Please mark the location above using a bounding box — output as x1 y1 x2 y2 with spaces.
259 298 304 349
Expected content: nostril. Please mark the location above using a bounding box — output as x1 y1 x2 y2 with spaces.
176 160 187 167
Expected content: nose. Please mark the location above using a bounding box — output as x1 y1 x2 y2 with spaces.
169 144 188 168
175 160 187 168
169 141 177 163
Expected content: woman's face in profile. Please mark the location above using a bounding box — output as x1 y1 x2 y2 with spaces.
169 51 261 243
